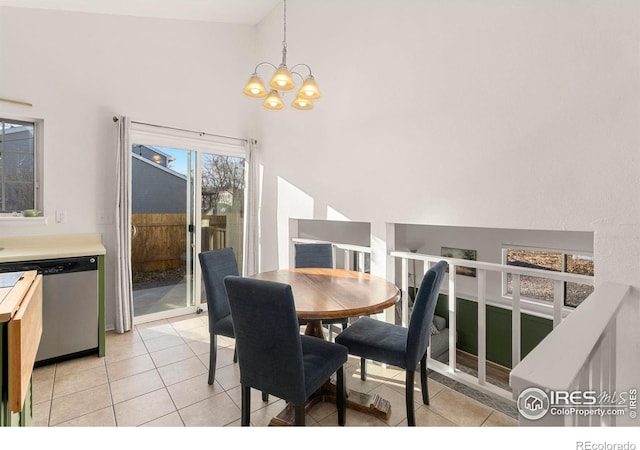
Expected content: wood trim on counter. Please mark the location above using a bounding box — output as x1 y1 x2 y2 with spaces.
8 274 42 413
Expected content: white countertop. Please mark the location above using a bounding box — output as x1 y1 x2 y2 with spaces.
0 233 106 263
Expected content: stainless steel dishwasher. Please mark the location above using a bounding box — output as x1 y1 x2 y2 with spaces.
0 256 99 365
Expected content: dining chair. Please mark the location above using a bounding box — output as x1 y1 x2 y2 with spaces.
224 275 348 426
198 248 240 386
335 260 448 426
294 242 349 339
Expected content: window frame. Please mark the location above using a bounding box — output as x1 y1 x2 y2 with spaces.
501 244 594 309
0 117 43 215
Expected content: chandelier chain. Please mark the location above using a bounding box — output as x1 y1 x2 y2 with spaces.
280 0 288 66
283 0 287 49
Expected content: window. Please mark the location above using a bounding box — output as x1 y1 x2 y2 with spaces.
0 119 36 212
503 247 594 308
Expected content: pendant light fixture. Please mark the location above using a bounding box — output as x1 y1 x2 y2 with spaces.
242 0 321 111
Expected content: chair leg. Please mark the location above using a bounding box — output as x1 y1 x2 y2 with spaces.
241 384 251 426
262 392 269 402
294 404 305 426
360 357 367 381
336 366 346 426
208 334 217 385
406 370 416 426
233 346 238 363
420 353 429 405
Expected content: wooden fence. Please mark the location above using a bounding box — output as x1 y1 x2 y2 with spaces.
131 213 187 273
131 213 236 274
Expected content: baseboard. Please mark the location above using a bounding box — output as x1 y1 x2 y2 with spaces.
455 349 511 385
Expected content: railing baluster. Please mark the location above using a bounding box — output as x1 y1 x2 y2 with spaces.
601 329 612 426
608 318 617 427
575 362 591 427
477 269 486 385
553 280 563 328
578 368 590 426
448 263 457 373
511 274 522 368
590 345 602 426
401 258 409 327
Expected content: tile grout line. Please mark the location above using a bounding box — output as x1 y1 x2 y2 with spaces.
41 313 517 427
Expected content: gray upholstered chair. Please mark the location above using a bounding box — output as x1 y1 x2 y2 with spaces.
198 248 239 385
224 275 348 426
294 243 349 338
335 260 447 426
294 242 334 269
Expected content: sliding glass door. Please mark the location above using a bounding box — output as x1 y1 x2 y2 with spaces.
129 125 248 322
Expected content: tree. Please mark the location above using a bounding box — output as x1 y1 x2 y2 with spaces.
200 155 245 215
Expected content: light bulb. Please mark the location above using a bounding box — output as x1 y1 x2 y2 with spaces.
242 75 267 98
263 90 284 110
297 76 321 100
291 95 313 110
269 66 295 91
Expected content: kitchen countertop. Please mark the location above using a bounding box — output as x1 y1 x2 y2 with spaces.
0 233 106 263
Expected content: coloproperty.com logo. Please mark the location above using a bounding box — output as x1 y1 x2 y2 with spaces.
517 387 638 421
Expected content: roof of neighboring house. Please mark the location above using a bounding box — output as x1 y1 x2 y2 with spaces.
132 153 186 181
137 145 176 162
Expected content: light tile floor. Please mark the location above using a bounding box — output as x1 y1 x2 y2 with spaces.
31 312 518 427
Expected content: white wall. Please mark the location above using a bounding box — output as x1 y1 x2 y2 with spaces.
0 6 257 329
253 0 640 293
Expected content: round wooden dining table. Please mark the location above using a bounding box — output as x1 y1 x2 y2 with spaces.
249 267 401 425
250 267 401 338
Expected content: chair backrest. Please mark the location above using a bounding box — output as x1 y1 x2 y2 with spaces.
294 243 333 268
223 276 307 404
198 248 239 332
406 260 448 370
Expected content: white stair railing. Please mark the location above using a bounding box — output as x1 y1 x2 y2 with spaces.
390 251 594 402
510 282 631 426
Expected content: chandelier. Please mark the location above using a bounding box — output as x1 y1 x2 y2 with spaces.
242 0 321 111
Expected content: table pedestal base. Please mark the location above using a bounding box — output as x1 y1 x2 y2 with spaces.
268 382 391 426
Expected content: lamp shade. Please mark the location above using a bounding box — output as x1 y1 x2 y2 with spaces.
242 75 268 98
263 90 285 110
269 66 296 91
291 96 313 110
298 76 321 100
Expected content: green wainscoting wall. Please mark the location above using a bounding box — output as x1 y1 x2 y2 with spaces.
434 293 553 369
